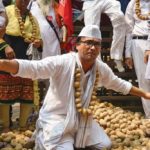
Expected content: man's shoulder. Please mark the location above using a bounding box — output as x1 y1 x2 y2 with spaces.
97 58 112 71
61 52 76 58
54 52 76 64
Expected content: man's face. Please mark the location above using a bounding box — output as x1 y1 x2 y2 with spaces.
16 0 30 11
76 37 101 63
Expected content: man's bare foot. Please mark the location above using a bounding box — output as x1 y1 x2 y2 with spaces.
114 59 125 72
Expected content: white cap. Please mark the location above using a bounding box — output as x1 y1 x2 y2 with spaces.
78 25 101 40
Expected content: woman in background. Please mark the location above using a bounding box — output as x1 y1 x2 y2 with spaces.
0 0 42 132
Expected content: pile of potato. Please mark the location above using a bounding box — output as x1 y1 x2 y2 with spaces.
93 100 150 150
0 128 34 150
1 101 150 150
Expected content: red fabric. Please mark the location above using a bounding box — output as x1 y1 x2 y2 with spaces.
58 0 74 36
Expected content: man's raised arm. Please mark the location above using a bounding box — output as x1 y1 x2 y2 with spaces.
0 59 19 74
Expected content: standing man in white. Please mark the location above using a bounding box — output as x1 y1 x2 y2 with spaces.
83 0 126 72
125 0 150 118
30 0 62 59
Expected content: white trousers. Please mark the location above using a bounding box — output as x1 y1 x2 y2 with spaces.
131 39 150 118
35 127 111 150
83 0 126 60
55 141 111 150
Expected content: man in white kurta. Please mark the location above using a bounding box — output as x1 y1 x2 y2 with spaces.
125 0 150 118
30 0 61 59
15 50 132 150
11 25 134 150
1 25 150 150
82 0 126 72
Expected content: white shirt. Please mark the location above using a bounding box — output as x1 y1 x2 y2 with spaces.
125 0 150 57
15 52 132 148
31 1 61 59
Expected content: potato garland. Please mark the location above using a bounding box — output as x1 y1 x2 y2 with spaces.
135 0 150 20
15 7 39 43
74 65 99 116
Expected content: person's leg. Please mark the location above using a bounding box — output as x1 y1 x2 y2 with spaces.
19 103 33 128
104 0 126 72
0 104 10 131
85 120 112 150
131 40 150 118
90 141 111 150
55 131 74 150
83 0 102 26
56 141 74 150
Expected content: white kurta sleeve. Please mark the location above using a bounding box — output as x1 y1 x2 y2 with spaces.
125 0 135 58
99 61 132 95
14 55 63 80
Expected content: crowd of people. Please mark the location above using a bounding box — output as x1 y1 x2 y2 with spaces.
0 0 150 150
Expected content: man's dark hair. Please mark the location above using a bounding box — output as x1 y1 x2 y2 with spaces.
2 0 12 7
76 36 82 44
74 36 82 52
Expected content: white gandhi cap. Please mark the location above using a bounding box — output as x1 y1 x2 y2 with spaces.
78 25 101 40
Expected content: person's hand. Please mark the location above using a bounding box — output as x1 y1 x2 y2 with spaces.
144 92 150 99
33 39 42 48
125 57 133 69
144 50 150 64
5 46 15 59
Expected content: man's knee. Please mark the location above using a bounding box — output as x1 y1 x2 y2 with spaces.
56 141 74 150
92 139 112 150
112 13 125 26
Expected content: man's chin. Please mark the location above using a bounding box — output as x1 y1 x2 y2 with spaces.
84 57 96 62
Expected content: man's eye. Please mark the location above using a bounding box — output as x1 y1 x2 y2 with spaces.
95 42 101 46
86 41 93 45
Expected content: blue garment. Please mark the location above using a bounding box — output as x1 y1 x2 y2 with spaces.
119 0 130 13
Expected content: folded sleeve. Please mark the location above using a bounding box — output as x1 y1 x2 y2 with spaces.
98 61 132 95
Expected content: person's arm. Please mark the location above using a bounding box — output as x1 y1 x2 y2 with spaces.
144 50 150 64
100 61 150 100
129 86 150 99
0 59 19 74
0 55 63 80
